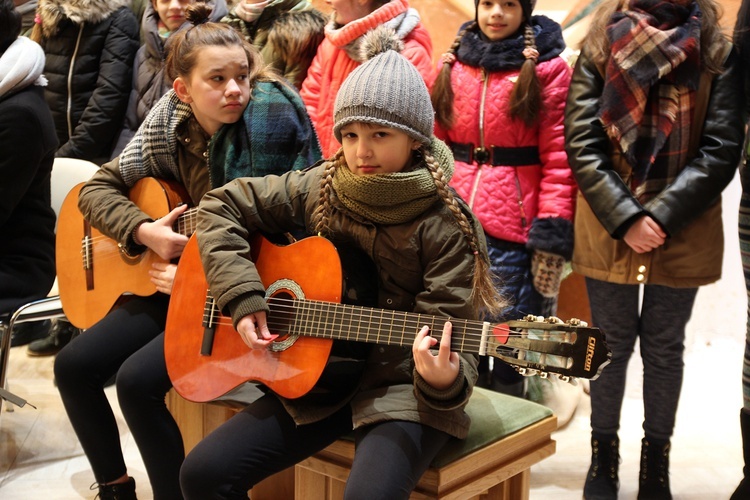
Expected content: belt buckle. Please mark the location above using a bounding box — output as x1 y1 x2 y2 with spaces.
473 147 490 165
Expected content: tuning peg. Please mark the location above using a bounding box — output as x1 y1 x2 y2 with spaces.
556 374 578 386
539 371 549 379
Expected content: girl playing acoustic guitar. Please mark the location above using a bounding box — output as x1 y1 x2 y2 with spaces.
179 26 503 499
53 5 321 499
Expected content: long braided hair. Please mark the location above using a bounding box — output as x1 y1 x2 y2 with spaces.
431 18 542 129
311 148 505 317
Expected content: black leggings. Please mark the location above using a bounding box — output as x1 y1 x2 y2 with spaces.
585 279 698 440
179 394 452 500
54 295 184 499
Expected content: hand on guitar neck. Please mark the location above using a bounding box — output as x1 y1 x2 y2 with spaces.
134 203 191 261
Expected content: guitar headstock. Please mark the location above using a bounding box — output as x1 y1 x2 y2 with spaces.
485 315 611 381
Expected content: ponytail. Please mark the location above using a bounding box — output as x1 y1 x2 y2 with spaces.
508 24 541 127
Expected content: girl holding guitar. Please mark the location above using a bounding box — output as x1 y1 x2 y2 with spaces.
179 27 504 499
53 5 321 499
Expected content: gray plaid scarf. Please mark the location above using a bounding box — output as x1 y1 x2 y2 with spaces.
119 90 192 187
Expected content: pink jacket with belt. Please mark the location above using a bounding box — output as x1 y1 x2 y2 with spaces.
437 54 576 247
300 0 434 158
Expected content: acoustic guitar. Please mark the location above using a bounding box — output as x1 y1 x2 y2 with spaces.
56 177 194 329
165 234 611 403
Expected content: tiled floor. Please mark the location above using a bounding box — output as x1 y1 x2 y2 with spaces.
0 175 746 499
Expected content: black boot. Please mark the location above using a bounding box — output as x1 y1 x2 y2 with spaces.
26 317 79 357
9 319 51 347
731 409 750 500
96 477 137 500
583 433 619 500
638 436 671 500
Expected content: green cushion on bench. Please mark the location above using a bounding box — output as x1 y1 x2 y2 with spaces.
431 386 553 468
211 385 554 469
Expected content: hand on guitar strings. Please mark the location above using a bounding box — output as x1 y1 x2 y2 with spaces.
237 311 278 350
413 321 461 391
148 262 177 295
134 204 190 260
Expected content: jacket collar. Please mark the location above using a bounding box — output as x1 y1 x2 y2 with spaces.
37 0 131 38
457 15 565 71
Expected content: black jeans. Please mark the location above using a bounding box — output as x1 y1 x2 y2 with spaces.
179 393 451 500
54 295 184 499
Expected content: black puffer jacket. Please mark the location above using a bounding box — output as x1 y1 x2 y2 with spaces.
35 0 138 165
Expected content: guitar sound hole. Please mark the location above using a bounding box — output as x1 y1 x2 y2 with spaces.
267 292 294 338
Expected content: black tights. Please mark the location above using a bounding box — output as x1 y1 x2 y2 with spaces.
55 295 184 499
180 394 451 500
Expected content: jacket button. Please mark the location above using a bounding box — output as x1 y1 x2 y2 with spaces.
638 265 646 273
386 298 393 305
636 274 645 282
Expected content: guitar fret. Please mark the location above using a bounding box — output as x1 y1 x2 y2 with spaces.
346 303 355 341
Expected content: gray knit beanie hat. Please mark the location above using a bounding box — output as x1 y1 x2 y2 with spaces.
333 26 433 145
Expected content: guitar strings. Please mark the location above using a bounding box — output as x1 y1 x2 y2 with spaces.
193 296 576 347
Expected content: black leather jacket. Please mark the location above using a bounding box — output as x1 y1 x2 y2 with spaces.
565 44 744 239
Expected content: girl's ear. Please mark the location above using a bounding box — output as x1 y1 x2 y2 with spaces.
173 77 193 104
411 139 422 150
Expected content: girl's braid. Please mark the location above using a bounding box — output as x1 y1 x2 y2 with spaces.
312 150 343 236
431 22 477 130
422 148 504 315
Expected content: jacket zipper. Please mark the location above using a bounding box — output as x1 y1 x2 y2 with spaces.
468 69 490 208
514 170 527 228
67 25 85 140
205 134 215 189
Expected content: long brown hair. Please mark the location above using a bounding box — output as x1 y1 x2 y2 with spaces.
431 20 542 129
312 147 505 316
582 0 726 74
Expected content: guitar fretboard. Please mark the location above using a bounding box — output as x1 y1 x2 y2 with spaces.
174 207 199 236
282 297 487 354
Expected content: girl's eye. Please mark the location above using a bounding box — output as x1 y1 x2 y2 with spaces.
342 132 357 139
237 74 248 81
373 131 388 138
211 75 224 82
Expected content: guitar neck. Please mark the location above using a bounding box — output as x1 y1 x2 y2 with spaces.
174 207 199 237
269 297 488 354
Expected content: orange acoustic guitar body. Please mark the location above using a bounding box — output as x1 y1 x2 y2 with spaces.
165 234 340 403
56 178 191 329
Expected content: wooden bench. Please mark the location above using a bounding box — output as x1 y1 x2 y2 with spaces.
167 386 556 500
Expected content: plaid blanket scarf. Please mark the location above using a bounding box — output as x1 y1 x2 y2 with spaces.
598 0 701 189
119 80 322 189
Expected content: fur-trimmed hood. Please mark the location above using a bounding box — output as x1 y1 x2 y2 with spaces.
36 0 131 38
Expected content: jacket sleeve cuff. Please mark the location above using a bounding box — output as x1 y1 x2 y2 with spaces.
228 293 270 329
119 218 153 257
526 217 574 260
413 362 470 410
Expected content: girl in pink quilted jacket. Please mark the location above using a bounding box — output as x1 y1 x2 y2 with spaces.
300 0 434 157
430 0 576 396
